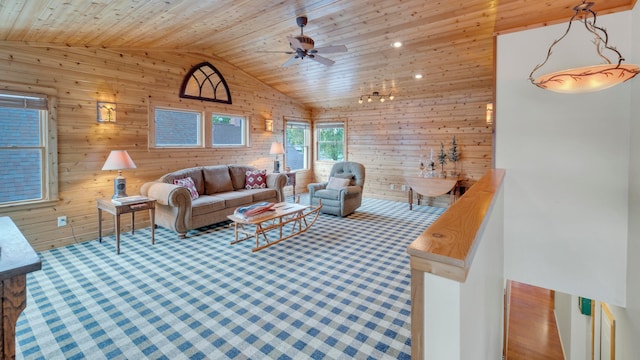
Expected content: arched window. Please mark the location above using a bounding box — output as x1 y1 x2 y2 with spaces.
179 62 232 104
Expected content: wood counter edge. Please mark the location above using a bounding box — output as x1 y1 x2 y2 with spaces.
406 169 505 282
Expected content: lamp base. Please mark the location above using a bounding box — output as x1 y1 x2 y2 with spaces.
112 177 128 199
273 160 280 173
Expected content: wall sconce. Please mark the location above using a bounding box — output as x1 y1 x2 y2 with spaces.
97 102 117 123
529 1 639 93
358 91 395 104
265 119 273 132
486 103 494 124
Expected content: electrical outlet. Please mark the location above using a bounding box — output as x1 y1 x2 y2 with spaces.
401 185 407 192
389 184 395 190
57 216 67 227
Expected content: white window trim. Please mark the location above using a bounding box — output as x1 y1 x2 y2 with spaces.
149 106 205 148
315 120 347 162
284 118 312 172
0 85 58 210
149 104 250 149
211 112 249 148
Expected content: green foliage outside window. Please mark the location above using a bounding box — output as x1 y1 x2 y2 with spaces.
318 127 344 161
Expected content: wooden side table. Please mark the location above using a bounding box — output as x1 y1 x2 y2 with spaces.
97 198 156 254
405 176 460 210
283 172 296 198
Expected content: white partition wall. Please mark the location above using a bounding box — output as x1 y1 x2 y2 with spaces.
496 11 632 306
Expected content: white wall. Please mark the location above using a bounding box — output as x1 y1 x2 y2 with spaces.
496 11 632 306
605 3 640 359
420 184 504 359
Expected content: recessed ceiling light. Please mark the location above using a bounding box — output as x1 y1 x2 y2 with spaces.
391 41 402 48
414 74 423 79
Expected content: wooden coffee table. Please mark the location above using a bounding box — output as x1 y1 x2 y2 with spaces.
228 200 321 252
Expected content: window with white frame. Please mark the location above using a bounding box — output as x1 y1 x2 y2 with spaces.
153 108 203 148
211 114 247 147
316 122 345 161
0 91 57 206
285 121 310 171
150 107 249 148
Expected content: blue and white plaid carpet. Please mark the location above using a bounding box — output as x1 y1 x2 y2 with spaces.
16 197 443 359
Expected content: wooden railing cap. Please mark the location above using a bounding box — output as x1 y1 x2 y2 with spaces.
407 169 505 282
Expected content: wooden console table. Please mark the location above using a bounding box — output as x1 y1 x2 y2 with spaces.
405 176 460 209
0 216 41 359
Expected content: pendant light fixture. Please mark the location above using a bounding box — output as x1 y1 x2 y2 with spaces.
529 1 639 94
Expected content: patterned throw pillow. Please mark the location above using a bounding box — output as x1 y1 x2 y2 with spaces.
245 169 267 189
173 177 199 200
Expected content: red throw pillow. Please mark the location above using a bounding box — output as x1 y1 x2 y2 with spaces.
245 170 267 189
173 177 199 200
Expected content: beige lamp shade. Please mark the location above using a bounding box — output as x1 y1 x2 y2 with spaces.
269 142 285 155
102 150 137 171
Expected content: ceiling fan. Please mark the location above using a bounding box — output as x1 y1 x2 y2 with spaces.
273 16 348 67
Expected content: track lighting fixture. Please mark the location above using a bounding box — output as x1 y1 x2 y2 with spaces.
358 91 395 104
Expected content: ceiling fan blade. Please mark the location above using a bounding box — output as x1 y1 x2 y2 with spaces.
309 54 335 66
281 56 298 67
311 45 348 54
256 50 296 54
287 36 302 51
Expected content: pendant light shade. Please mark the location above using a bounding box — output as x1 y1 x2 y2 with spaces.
529 1 639 93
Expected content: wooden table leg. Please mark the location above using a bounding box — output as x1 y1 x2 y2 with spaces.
409 187 413 210
131 212 135 234
1 274 27 360
115 214 121 254
150 208 155 245
98 208 103 242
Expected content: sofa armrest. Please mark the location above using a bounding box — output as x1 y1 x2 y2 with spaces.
266 173 287 202
140 181 192 236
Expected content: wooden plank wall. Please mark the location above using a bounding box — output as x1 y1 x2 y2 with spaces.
0 46 309 251
312 95 494 207
0 45 493 252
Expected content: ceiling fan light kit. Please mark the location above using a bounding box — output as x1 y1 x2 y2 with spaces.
529 1 639 93
274 16 348 67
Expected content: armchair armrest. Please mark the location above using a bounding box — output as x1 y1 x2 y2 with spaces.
307 182 327 199
340 185 362 195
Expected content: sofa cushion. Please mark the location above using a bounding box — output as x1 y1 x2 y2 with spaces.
240 188 278 202
173 177 199 200
160 167 204 195
245 169 267 189
203 165 234 194
214 191 254 208
228 165 256 190
191 195 226 216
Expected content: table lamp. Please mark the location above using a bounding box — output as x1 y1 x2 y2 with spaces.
102 150 137 199
269 142 285 173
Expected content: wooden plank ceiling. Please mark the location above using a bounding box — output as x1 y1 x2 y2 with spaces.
0 0 634 108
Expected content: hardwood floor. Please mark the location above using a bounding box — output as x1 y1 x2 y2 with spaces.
506 281 565 360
